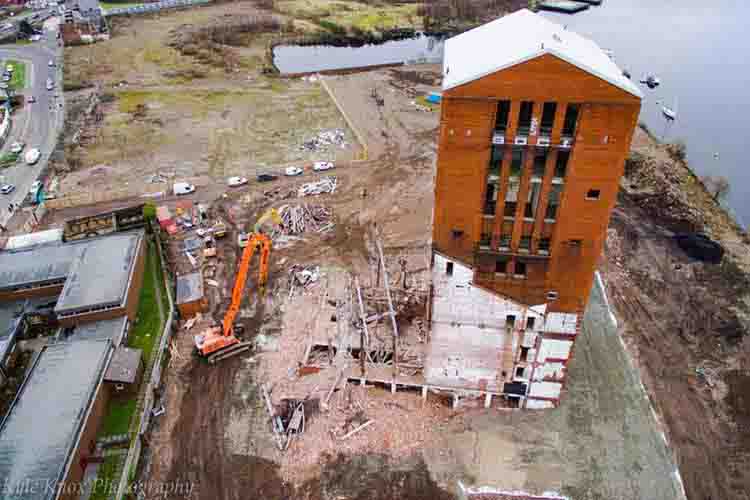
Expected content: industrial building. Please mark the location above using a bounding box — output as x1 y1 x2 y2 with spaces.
0 231 148 496
429 9 641 407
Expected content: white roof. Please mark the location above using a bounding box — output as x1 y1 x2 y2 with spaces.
442 9 642 98
4 229 63 251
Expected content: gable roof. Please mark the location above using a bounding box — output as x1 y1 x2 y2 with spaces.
442 9 642 98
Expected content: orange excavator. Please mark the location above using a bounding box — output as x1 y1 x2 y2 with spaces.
194 209 282 364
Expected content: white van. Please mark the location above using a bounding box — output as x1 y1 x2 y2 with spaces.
173 182 195 196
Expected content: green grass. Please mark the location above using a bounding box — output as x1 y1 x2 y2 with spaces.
3 60 27 90
127 240 163 364
100 398 138 437
99 1 145 10
0 151 19 168
89 455 120 500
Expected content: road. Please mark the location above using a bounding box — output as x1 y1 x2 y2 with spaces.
0 14 63 229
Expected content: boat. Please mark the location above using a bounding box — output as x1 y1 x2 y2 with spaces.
662 102 677 121
640 74 661 89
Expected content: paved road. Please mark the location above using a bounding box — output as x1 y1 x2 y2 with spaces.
0 14 63 229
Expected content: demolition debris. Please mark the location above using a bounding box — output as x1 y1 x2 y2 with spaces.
300 129 348 153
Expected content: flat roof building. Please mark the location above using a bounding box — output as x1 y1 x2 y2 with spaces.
175 271 207 319
0 340 113 499
0 231 146 327
429 10 640 408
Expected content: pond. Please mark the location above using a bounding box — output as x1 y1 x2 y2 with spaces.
272 33 445 75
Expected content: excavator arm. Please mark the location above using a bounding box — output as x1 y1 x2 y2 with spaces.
221 233 272 337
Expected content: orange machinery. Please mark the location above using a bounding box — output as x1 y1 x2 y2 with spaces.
194 209 281 363
194 233 270 363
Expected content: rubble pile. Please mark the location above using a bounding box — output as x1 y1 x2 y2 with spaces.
275 204 334 236
298 176 338 197
299 129 347 153
625 149 706 231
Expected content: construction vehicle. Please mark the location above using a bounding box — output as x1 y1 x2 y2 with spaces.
193 209 282 364
238 208 281 248
213 220 227 238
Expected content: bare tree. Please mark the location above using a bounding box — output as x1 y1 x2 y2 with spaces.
702 175 731 202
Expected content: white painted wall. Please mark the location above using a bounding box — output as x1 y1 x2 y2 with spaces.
534 362 565 381
427 253 548 392
538 338 573 361
528 381 562 399
544 312 578 334
526 399 555 410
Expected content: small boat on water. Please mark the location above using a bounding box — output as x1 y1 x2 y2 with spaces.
640 74 661 89
662 102 677 121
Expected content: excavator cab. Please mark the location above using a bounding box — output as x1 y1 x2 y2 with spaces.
194 209 280 364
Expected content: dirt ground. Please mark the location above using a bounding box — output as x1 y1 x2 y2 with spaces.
600 128 750 500
58 2 356 198
45 2 750 500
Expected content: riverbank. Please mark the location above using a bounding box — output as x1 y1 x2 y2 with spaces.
600 126 750 500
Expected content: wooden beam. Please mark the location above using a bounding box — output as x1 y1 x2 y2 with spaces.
355 276 369 377
375 236 400 378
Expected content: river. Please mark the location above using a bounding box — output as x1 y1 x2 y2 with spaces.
541 0 750 227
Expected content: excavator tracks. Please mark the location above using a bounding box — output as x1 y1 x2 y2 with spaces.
207 342 253 364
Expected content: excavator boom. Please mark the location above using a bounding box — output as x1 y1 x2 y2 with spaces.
221 233 271 337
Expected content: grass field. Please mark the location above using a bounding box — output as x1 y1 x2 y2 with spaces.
100 398 138 437
276 0 421 32
127 240 163 364
3 60 26 90
89 455 120 500
99 1 145 10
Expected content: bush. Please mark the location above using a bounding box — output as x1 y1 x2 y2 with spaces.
318 19 347 34
667 140 687 162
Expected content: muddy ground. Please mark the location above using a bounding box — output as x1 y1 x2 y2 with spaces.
45 2 750 500
601 129 750 500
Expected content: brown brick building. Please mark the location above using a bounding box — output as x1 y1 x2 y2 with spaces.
427 10 641 408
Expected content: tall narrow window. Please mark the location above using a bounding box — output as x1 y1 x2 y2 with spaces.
519 235 531 251
483 173 498 216
546 184 563 220
517 101 534 135
489 145 503 177
562 104 580 137
514 261 527 277
446 262 454 276
538 237 551 254
504 179 520 217
495 100 510 133
532 149 547 178
525 182 542 219
499 221 513 248
554 150 569 179
540 102 557 136
479 218 493 247
510 148 525 177
495 259 507 274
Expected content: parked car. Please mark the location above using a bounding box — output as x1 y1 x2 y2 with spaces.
30 34 42 42
285 166 303 176
26 95 35 103
5 64 12 73
9 141 25 154
173 182 196 195
45 78 53 91
313 161 335 172
227 176 248 187
29 180 42 194
0 184 15 195
1 75 10 83
47 59 54 67
256 173 278 182
24 148 41 165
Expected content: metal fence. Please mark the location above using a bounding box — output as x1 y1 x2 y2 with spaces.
104 0 212 17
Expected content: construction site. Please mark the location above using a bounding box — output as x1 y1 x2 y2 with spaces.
0 1 749 500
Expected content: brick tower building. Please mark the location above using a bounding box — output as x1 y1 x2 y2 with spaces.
427 9 641 408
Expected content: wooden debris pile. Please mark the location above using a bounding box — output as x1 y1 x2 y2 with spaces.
298 176 338 197
273 204 334 236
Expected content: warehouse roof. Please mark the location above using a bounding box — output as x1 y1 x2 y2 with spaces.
442 9 642 98
176 271 203 305
0 300 24 366
55 232 143 316
0 340 112 498
0 240 83 292
64 316 129 346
